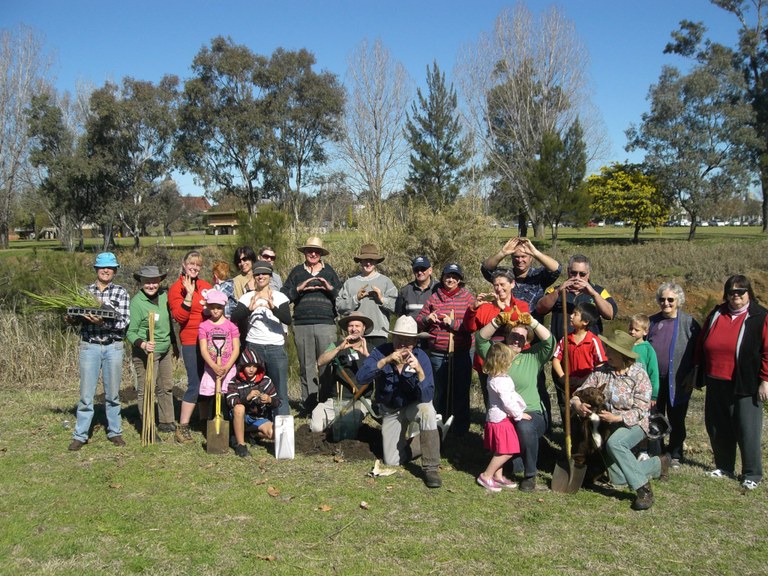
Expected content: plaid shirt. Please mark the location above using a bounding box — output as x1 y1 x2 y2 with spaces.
481 263 561 312
80 282 130 343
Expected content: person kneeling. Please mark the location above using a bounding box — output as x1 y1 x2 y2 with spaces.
226 350 281 457
356 316 442 488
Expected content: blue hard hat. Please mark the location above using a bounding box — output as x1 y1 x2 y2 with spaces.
94 252 120 268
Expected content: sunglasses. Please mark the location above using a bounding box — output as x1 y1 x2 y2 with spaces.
727 288 747 297
568 270 588 278
260 254 276 261
238 257 251 263
658 297 676 304
506 333 527 347
413 268 428 274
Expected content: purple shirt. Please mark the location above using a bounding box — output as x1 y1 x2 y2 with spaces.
648 317 675 378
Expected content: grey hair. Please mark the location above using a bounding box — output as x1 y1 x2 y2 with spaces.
568 254 591 272
656 282 686 307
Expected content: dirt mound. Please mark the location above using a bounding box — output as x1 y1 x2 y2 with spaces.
294 423 381 461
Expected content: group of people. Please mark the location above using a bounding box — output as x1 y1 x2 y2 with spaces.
66 236 767 511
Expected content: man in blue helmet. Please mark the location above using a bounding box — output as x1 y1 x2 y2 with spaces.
67 252 131 451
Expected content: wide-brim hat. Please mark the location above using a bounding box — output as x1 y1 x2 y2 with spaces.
386 315 433 339
338 311 374 335
353 243 384 263
297 236 329 256
251 260 273 276
599 330 639 359
133 265 167 282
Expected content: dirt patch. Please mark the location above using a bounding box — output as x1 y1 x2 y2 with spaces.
294 423 381 461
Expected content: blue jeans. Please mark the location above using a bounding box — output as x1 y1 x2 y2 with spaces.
604 425 661 490
73 341 124 442
248 342 290 416
430 350 472 435
511 411 547 478
181 344 204 404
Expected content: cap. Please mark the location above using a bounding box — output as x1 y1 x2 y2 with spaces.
412 256 431 270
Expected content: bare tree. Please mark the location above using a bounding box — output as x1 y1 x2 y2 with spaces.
0 25 52 249
456 4 604 237
338 39 412 219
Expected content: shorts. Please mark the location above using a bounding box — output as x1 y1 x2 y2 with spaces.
244 414 270 429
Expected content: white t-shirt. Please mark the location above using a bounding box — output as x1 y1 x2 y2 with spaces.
238 290 290 346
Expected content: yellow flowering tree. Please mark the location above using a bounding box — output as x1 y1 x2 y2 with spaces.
588 163 668 243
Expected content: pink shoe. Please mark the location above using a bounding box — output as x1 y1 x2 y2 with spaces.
476 474 502 492
494 476 518 489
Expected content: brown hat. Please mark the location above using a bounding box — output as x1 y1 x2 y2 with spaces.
599 330 639 360
338 311 374 334
298 236 329 256
353 243 384 263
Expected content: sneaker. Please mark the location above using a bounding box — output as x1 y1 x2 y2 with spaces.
68 439 85 451
494 476 518 490
234 444 250 458
518 476 536 492
659 453 671 482
742 479 760 491
706 468 734 479
157 423 176 433
174 424 194 444
476 474 502 492
109 435 126 447
637 451 650 462
670 458 682 470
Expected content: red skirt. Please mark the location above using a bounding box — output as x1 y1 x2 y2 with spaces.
484 418 520 455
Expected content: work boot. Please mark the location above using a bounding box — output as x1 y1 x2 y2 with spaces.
68 439 85 451
109 435 126 447
659 453 671 482
631 483 654 511
174 424 194 444
420 429 442 488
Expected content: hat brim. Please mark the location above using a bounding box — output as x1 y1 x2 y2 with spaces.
338 314 374 334
133 273 167 282
598 335 639 359
386 328 433 339
354 256 385 263
298 245 329 256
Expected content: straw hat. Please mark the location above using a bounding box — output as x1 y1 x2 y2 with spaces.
338 311 374 335
598 330 639 359
353 243 384 263
297 236 329 256
386 315 433 339
133 265 167 282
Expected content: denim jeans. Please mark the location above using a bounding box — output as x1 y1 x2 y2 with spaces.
73 341 124 442
248 342 290 416
604 425 661 490
181 344 204 404
429 350 472 435
511 411 546 478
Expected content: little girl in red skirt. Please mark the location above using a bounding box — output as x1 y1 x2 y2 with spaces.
477 342 531 492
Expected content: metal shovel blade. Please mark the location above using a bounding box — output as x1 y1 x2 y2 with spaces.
206 411 230 454
551 458 587 494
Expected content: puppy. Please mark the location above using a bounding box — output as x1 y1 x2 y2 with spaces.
572 386 609 460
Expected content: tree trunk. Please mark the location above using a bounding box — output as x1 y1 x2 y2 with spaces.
550 223 558 252
633 224 641 244
517 211 527 237
687 221 697 241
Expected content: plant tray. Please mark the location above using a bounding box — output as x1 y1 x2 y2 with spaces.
66 307 119 319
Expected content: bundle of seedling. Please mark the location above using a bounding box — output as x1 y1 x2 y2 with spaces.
21 280 118 319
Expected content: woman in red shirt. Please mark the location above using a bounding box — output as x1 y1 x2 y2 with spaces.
697 275 768 491
168 250 213 443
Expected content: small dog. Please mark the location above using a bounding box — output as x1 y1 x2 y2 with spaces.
572 386 610 462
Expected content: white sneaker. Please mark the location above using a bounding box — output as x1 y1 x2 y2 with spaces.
742 479 760 490
706 468 733 479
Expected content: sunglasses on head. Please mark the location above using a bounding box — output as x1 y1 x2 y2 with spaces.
728 288 747 297
568 270 588 278
506 333 527 347
658 297 676 304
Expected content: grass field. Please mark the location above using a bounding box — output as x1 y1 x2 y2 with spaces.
1 226 768 575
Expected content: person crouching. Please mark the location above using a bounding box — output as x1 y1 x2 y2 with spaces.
226 349 281 457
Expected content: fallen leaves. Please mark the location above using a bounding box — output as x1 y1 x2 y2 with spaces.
359 501 369 510
267 485 280 497
318 504 332 512
368 459 397 477
256 554 276 561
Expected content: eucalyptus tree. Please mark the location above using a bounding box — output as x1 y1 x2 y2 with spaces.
626 45 758 240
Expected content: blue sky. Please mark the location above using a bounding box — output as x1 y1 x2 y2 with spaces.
4 0 739 195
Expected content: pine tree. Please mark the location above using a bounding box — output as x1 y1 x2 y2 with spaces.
404 62 471 207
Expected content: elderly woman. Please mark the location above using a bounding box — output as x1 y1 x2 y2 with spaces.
127 266 177 433
647 282 700 467
464 268 531 408
475 312 554 492
230 260 292 416
416 263 474 436
572 331 670 511
168 250 213 443
696 275 768 491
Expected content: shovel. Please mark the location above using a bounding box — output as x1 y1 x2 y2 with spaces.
206 334 230 454
552 289 587 493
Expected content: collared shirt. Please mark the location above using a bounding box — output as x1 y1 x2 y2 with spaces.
80 281 130 343
395 278 438 319
481 263 562 310
356 344 434 410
